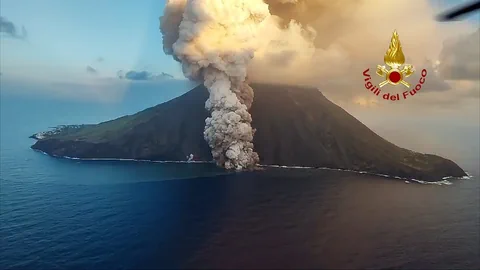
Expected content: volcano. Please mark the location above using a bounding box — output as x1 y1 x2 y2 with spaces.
31 83 466 181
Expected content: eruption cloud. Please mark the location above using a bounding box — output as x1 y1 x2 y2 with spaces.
159 0 478 168
160 0 269 170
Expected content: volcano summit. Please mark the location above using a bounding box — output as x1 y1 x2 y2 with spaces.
31 83 466 182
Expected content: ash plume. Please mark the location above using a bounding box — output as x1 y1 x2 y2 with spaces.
160 0 269 170
159 0 478 169
250 0 477 107
264 0 362 48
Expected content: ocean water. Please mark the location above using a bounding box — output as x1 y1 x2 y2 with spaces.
1 81 479 269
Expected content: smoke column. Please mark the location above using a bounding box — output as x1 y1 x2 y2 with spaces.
159 0 463 168
160 0 269 170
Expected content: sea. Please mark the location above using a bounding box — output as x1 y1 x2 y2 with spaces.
0 80 479 269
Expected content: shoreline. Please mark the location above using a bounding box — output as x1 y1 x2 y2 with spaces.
32 149 473 186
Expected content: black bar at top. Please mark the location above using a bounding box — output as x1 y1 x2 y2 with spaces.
436 0 480 21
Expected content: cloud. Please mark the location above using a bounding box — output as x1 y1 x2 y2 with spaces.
240 0 479 108
437 28 480 81
118 70 174 81
159 0 186 57
117 70 125 79
125 70 151 80
160 0 478 112
86 66 98 75
0 17 27 40
264 0 362 49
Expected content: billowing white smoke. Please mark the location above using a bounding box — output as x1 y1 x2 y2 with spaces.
160 0 270 170
159 0 475 168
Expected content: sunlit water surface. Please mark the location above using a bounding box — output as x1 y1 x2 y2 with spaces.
1 82 479 269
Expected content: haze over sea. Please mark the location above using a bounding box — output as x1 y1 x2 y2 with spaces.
1 81 479 269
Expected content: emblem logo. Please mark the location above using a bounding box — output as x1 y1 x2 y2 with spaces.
361 30 428 102
376 30 415 88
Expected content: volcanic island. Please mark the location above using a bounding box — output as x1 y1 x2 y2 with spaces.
30 83 467 182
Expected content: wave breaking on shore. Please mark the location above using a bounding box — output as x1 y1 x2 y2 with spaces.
33 149 472 185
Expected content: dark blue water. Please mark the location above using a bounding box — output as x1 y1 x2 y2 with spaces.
1 81 479 269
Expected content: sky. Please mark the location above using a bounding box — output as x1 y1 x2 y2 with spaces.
0 0 477 82
0 0 183 80
0 0 478 163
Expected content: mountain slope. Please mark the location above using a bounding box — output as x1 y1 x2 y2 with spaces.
31 83 466 181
